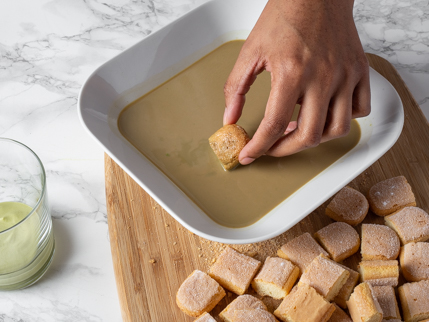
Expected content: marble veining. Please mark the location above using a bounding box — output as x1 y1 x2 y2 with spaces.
355 0 429 119
0 0 428 320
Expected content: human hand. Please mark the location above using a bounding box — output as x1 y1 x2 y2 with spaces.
223 0 370 165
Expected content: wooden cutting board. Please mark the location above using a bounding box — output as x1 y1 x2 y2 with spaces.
105 54 429 322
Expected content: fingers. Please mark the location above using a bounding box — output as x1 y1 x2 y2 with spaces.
239 77 301 165
266 90 330 157
322 65 370 143
352 68 371 118
264 65 370 158
321 61 370 142
320 88 353 143
223 47 264 125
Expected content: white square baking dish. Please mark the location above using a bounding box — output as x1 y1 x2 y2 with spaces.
78 0 403 244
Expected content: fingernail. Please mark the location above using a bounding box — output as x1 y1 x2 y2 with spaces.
223 107 229 125
240 157 255 165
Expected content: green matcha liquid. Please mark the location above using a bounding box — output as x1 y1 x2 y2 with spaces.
0 201 39 274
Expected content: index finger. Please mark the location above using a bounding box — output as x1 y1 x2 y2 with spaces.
238 74 301 165
223 47 264 125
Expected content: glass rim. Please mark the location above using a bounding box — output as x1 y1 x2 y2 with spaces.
0 137 47 235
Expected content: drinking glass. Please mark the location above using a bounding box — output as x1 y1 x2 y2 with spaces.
0 138 55 290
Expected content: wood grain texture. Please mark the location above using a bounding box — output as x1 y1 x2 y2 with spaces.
105 54 429 322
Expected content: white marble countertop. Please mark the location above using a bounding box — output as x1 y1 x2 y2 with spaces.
1 0 428 320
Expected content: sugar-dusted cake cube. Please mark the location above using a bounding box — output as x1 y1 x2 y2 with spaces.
274 284 335 322
347 282 383 322
358 260 399 287
315 222 360 262
194 312 217 322
277 232 329 274
219 294 267 322
385 206 429 245
325 186 369 226
361 224 400 260
251 257 299 299
209 124 250 170
328 304 352 322
400 242 429 282
372 286 401 320
299 255 350 301
176 270 226 317
398 280 429 322
333 264 360 309
368 176 416 217
232 309 279 322
209 247 261 295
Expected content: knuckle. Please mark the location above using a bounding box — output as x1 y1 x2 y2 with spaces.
353 90 371 118
358 55 370 69
331 123 351 138
318 58 336 79
274 58 306 84
354 56 370 77
361 103 371 116
320 58 334 73
365 105 371 116
223 79 234 97
341 56 369 84
300 130 322 148
325 70 336 84
285 59 304 75
241 41 262 60
354 103 371 118
263 116 286 138
342 64 355 82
